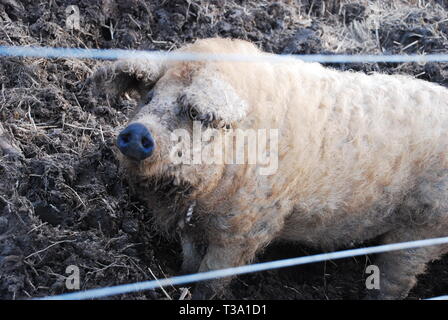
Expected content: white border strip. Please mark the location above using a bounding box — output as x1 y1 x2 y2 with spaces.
1 45 448 63
37 236 448 300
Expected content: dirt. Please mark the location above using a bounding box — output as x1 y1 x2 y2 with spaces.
0 0 447 300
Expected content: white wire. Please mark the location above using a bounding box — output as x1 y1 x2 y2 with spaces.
37 235 448 300
1 45 448 63
426 295 448 300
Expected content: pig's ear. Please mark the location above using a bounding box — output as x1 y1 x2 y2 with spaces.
90 59 164 99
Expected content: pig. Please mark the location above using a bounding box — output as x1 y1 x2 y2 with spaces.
92 38 448 299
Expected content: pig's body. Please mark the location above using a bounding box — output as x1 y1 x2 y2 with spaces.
276 67 448 248
93 38 448 299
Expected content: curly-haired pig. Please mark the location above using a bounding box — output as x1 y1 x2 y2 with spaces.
92 38 448 299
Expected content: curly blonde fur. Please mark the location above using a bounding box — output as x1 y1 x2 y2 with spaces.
93 38 448 299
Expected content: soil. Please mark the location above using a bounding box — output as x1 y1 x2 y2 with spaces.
0 0 447 300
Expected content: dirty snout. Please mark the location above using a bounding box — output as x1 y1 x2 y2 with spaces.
117 123 155 161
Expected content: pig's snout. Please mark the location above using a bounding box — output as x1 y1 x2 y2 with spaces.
117 123 155 160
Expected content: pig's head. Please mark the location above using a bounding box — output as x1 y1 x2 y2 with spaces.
92 39 271 231
115 59 248 188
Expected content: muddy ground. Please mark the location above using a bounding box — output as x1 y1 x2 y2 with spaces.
0 0 448 300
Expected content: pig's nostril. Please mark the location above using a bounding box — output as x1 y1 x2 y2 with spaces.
141 136 153 149
121 133 131 144
117 123 155 161
117 133 130 148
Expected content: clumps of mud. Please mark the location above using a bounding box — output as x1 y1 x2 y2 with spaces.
1 0 448 300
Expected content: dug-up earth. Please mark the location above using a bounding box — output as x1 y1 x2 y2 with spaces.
0 0 448 300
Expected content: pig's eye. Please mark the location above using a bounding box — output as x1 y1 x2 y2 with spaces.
136 90 154 112
199 113 215 124
188 106 200 120
143 89 154 105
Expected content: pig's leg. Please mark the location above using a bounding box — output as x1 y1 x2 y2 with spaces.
367 228 448 299
367 174 448 299
180 231 203 274
192 213 283 299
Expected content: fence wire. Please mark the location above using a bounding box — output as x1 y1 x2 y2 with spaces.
1 45 448 64
38 236 448 300
426 295 448 300
0 44 446 301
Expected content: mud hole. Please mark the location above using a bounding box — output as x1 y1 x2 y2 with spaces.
1 0 448 300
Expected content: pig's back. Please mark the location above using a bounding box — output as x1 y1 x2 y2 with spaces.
279 63 448 230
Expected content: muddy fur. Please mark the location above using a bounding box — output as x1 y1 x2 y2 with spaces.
93 37 448 299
